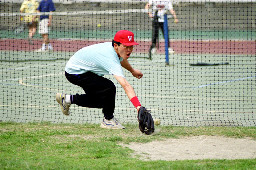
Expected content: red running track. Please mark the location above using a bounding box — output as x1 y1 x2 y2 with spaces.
0 39 255 55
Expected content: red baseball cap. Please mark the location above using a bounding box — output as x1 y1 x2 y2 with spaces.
114 30 139 46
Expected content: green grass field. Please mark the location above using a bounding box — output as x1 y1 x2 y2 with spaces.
0 122 256 169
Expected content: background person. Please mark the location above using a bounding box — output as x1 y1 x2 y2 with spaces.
56 30 145 129
20 0 39 45
35 0 55 52
145 0 178 55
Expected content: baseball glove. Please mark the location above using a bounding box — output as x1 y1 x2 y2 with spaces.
137 106 154 135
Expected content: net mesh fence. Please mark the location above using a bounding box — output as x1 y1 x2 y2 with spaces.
0 0 255 126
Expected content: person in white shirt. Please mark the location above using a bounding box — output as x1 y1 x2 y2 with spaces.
145 0 178 56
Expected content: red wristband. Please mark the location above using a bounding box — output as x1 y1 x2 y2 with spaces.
130 96 141 108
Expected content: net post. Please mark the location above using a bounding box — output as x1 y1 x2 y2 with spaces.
163 13 169 65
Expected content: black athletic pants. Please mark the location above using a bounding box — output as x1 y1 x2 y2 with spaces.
151 21 170 48
65 71 116 120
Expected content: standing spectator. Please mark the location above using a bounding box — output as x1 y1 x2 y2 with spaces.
20 0 39 45
145 0 178 55
35 0 55 52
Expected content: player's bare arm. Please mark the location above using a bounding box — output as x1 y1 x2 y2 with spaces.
121 59 143 79
48 11 53 26
114 74 154 134
170 9 178 23
114 75 136 100
145 3 153 18
114 75 141 111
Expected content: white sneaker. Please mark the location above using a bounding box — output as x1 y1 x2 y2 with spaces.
168 48 175 54
100 117 125 129
56 93 71 116
48 45 53 51
151 47 156 54
35 48 47 52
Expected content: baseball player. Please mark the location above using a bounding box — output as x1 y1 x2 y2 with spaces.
56 30 154 133
145 0 178 55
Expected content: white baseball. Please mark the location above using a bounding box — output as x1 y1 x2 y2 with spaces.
154 119 161 126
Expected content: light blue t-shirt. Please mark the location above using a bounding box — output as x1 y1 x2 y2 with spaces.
65 42 124 77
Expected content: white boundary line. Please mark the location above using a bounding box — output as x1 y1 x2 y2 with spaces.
196 76 256 88
18 72 64 91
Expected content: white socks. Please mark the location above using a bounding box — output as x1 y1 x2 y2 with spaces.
65 95 71 104
42 43 53 50
42 43 46 51
48 43 53 50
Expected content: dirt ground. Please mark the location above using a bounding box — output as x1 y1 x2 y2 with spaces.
121 135 256 161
